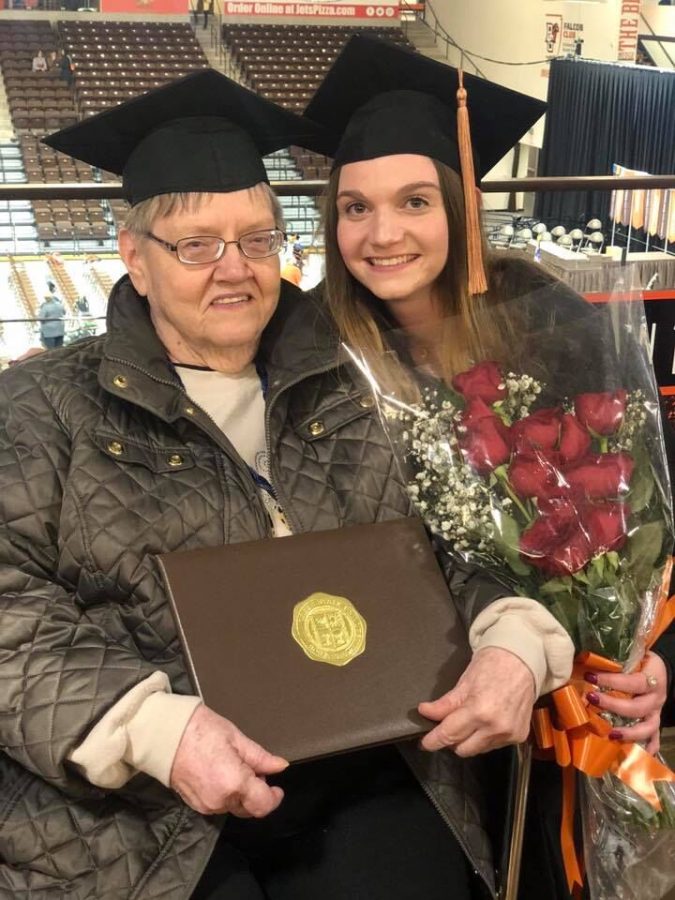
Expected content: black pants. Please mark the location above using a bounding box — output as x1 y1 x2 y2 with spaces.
41 335 63 349
192 746 475 900
519 760 585 900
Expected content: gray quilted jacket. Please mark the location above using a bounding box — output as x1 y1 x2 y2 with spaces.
0 277 503 899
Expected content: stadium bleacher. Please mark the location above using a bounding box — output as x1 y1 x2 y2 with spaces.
59 20 208 118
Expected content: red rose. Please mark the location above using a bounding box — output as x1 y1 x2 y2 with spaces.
565 452 634 499
512 408 561 452
461 396 498 426
460 415 511 475
574 390 627 435
558 414 592 464
453 361 505 404
520 503 593 576
536 497 578 517
508 448 570 500
582 502 630 554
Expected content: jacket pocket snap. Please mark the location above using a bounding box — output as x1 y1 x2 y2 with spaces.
296 393 375 442
93 431 195 473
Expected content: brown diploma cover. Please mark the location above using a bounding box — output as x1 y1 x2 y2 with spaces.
158 518 470 762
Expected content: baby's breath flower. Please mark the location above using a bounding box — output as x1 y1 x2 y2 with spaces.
501 371 546 420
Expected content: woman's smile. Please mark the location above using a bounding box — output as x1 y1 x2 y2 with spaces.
366 253 420 270
208 292 254 309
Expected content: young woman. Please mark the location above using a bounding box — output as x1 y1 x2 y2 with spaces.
306 34 673 899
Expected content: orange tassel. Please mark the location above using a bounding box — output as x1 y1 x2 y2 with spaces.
457 71 488 296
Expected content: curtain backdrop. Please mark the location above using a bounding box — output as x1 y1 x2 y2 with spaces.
535 59 675 228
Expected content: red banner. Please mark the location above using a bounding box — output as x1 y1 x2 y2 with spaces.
100 0 189 12
221 1 399 18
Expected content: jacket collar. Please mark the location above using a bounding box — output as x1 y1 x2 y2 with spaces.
99 275 341 420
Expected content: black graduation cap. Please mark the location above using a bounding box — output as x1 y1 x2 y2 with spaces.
304 35 546 180
43 69 318 206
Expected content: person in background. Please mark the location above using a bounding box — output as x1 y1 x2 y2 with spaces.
32 49 48 72
75 294 90 316
203 0 213 30
38 283 66 349
58 50 74 86
280 249 302 286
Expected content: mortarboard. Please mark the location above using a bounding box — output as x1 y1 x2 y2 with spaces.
43 69 319 206
304 36 546 294
304 35 546 180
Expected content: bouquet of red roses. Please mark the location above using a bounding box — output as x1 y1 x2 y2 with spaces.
345 299 675 900
393 363 667 664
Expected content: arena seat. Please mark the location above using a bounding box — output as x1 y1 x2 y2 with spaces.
59 19 208 119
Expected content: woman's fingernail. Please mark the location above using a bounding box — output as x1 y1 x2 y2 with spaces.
587 692 600 706
584 672 599 685
609 730 622 741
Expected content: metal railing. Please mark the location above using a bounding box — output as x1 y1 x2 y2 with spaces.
0 174 672 201
638 11 675 69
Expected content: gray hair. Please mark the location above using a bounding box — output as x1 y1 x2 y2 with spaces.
123 183 285 235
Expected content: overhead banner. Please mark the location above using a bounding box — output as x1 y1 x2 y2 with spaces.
617 0 642 61
221 0 399 18
100 0 188 11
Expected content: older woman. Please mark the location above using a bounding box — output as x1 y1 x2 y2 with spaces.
304 35 674 899
0 70 306 899
0 69 528 900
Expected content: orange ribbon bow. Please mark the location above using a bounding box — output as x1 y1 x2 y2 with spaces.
532 571 675 894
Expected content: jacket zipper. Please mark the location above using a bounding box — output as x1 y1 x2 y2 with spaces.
263 360 345 535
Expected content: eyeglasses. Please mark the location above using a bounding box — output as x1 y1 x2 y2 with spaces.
145 228 286 264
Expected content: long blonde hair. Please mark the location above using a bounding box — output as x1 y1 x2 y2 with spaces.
323 160 527 392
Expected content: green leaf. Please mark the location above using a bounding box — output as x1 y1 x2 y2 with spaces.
540 576 574 595
627 439 655 513
545 589 581 648
622 520 666 592
491 510 531 576
586 554 607 589
605 551 620 571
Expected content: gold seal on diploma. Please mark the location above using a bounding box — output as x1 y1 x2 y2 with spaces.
292 592 366 666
